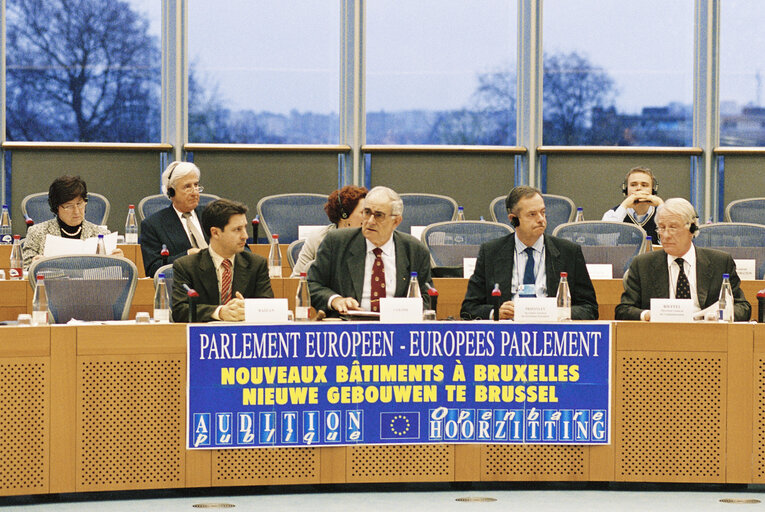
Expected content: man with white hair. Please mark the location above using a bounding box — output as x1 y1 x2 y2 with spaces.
616 197 750 321
141 161 210 277
308 186 432 316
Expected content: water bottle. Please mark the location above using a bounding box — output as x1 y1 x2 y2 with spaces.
295 272 311 321
718 273 734 323
32 275 49 325
645 236 653 252
407 272 421 299
0 205 12 244
456 206 465 221
492 283 501 321
96 234 107 255
153 272 171 323
575 207 584 222
268 234 282 277
125 204 138 244
9 235 22 279
556 272 572 321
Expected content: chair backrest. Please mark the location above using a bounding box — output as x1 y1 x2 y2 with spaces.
490 193 576 235
137 193 220 222
28 255 137 323
695 222 765 279
256 193 329 244
725 197 765 225
398 193 459 236
287 239 306 271
22 192 111 226
552 221 646 278
153 263 175 308
421 221 513 267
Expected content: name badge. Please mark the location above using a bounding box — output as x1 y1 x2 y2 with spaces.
244 298 289 323
380 297 422 323
650 298 694 322
518 284 536 297
514 297 557 322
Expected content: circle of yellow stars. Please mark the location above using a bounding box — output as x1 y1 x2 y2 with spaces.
389 414 410 436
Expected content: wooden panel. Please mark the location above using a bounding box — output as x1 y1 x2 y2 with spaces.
751 325 765 482
481 445 587 481
591 279 624 321
76 324 187 355
454 444 481 481
432 278 467 320
0 325 49 357
615 321 731 352
727 324 754 483
49 326 77 493
0 279 28 322
129 278 156 319
251 244 290 276
347 444 454 482
320 446 347 484
212 448 320 485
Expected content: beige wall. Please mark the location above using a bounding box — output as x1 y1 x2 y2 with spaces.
719 156 765 215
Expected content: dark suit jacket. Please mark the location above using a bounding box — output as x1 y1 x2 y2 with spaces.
172 249 273 322
460 234 599 320
140 205 208 277
307 228 432 315
615 246 751 321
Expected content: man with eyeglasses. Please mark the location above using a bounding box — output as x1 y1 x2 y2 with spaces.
616 197 750 321
308 186 432 316
141 161 210 277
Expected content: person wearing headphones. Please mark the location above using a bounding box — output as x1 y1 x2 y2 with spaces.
460 186 598 320
290 185 368 277
602 166 663 242
616 197 751 321
140 161 209 277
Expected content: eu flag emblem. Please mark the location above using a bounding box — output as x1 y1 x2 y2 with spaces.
380 412 420 440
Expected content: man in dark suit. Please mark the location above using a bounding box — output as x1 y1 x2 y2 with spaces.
172 199 273 322
461 186 598 320
616 197 750 321
308 186 431 316
141 161 210 277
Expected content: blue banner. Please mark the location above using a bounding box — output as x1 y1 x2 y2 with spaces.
187 322 611 449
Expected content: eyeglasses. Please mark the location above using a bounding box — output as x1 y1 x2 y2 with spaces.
656 224 686 235
361 208 396 222
60 201 87 212
180 184 204 192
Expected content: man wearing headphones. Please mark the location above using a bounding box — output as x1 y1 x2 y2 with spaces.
460 186 598 320
602 166 662 242
140 161 209 277
616 197 751 321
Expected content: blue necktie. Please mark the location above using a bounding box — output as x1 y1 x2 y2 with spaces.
520 247 536 297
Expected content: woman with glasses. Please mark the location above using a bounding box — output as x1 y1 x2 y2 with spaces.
23 175 121 268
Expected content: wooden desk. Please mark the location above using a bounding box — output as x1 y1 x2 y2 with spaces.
0 243 146 278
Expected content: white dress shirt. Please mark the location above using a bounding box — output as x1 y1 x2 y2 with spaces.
360 237 397 311
207 246 236 320
666 245 700 311
511 234 547 301
173 206 204 246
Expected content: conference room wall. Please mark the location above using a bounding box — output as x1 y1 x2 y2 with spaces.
189 151 340 215
719 156 765 213
545 155 692 220
9 150 162 235
368 153 515 221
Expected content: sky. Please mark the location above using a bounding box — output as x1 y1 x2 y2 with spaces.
127 0 765 116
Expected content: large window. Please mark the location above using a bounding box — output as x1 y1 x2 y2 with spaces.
720 0 765 146
5 0 161 142
543 1 693 146
188 0 340 144
366 0 517 145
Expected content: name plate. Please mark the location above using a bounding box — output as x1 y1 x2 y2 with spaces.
298 225 325 240
734 259 756 280
586 263 613 280
244 298 289 323
514 297 557 322
463 257 477 278
650 298 694 322
380 297 422 323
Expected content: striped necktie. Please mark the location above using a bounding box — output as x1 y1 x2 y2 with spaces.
220 259 233 304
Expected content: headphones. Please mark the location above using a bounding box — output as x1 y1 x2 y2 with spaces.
689 207 699 235
622 169 659 196
165 162 179 198
510 215 520 228
338 193 348 219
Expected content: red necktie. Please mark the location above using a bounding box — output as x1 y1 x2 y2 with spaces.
221 259 233 304
370 248 385 312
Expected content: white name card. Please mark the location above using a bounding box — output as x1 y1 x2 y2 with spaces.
244 298 289 323
410 226 426 240
380 297 422 323
298 225 325 240
586 263 613 280
514 297 557 322
650 298 694 322
734 259 756 280
463 257 477 279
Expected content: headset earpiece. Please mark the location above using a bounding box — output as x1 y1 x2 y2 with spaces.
623 172 659 196
338 193 348 219
165 162 179 198
510 215 520 228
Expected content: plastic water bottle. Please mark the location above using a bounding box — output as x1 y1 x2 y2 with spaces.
153 272 171 323
456 206 465 221
125 204 138 244
556 272 572 321
9 235 22 279
407 272 421 299
268 234 282 277
96 234 107 255
295 272 311 321
0 205 12 244
32 275 49 325
718 273 734 323
575 207 584 222
645 236 653 252
492 283 501 321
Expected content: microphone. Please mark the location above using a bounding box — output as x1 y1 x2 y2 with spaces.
160 244 170 266
491 283 502 321
24 215 34 234
183 284 199 322
426 283 439 315
252 215 260 244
